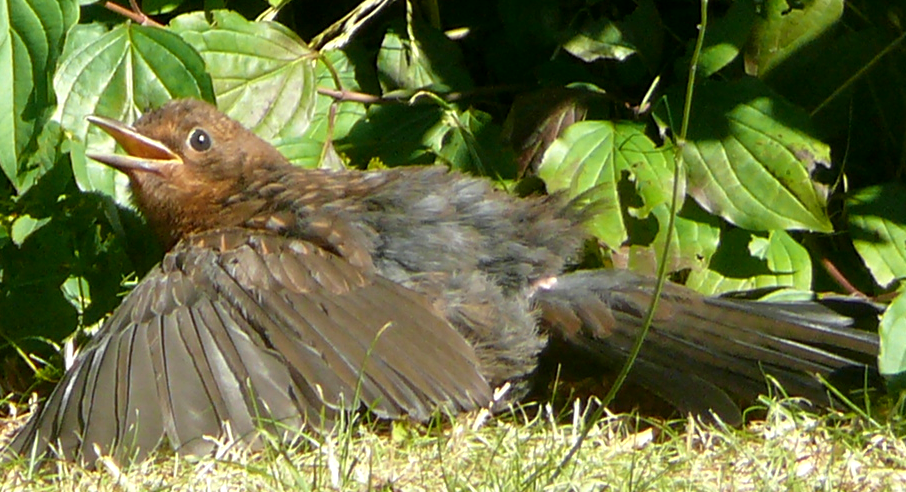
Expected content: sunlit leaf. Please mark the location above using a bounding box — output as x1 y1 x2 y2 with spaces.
538 120 679 249
879 290 906 390
171 10 317 142
745 0 844 77
307 49 366 143
0 0 78 190
847 184 906 288
376 16 473 93
673 78 833 232
285 49 367 168
562 0 663 71
619 202 721 277
142 0 185 15
563 19 636 63
686 229 812 295
691 0 756 77
10 214 50 245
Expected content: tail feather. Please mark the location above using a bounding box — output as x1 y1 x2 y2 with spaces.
533 270 880 424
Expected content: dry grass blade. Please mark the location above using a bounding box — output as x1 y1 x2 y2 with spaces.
2 394 905 491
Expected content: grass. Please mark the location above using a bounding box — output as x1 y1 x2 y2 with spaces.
3 394 905 491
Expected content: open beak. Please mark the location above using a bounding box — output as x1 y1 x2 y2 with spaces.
86 115 182 175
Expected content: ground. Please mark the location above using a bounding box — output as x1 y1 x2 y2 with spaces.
3 394 905 491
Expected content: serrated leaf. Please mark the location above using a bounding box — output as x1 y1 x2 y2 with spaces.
431 108 516 177
339 104 445 167
745 0 843 77
294 49 366 168
685 229 812 295
170 10 317 142
53 22 214 204
15 120 64 195
619 201 721 276
847 184 906 288
674 78 833 232
376 18 473 93
307 49 366 144
538 120 678 248
879 290 906 384
0 0 78 190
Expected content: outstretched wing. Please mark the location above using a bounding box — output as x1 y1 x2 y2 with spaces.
9 229 491 463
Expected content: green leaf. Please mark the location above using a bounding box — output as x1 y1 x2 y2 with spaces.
537 120 678 249
672 78 833 232
0 0 78 190
339 104 445 167
284 49 367 168
431 108 516 178
879 290 906 384
0 191 141 349
273 136 336 169
142 0 185 15
745 0 844 77
15 120 65 195
53 22 214 204
847 184 906 288
691 0 756 77
10 214 50 245
61 274 90 314
340 99 515 175
562 0 663 71
307 49 366 144
170 10 317 142
620 201 721 277
376 19 473 93
685 229 812 295
563 19 636 63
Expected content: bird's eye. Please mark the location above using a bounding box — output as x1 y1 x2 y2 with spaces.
188 128 212 152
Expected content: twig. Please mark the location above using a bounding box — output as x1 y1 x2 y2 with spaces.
317 84 529 106
103 1 164 28
819 257 865 297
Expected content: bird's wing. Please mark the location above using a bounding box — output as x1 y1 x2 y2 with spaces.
533 270 880 425
8 228 491 464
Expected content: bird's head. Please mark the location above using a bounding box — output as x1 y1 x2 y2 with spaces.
87 99 291 247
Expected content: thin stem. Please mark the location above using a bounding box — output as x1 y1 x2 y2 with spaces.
529 1 710 488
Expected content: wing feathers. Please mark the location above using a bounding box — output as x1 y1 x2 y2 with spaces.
6 229 491 464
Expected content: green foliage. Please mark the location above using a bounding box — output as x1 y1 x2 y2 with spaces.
538 120 678 249
0 0 78 191
670 78 834 233
171 10 316 140
3 0 906 391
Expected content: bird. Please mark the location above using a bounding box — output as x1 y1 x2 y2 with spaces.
5 98 880 464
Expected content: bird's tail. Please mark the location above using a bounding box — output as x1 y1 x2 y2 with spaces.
531 269 881 424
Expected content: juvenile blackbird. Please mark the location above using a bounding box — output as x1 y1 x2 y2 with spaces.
7 99 879 464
